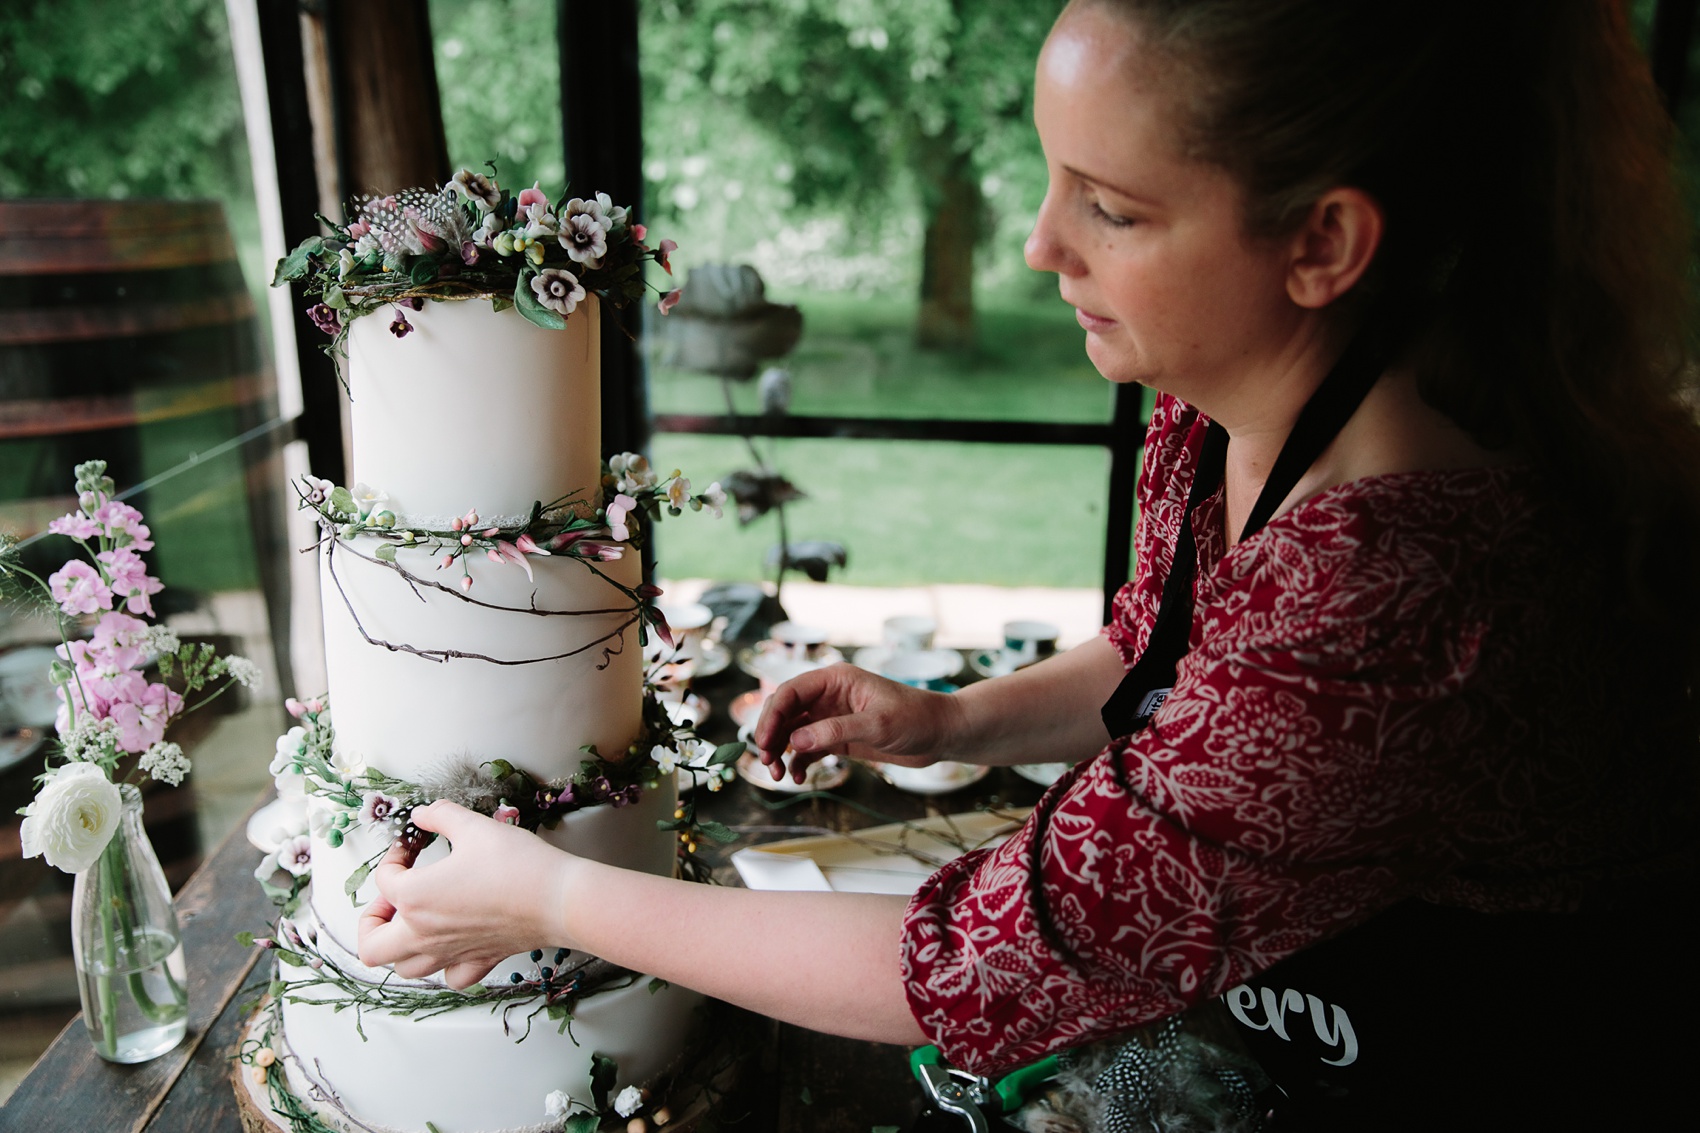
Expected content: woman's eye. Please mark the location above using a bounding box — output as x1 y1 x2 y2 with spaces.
1087 198 1135 228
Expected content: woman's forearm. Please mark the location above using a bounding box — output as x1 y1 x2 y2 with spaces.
548 856 927 1046
940 634 1124 766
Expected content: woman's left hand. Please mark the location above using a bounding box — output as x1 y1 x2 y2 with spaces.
357 800 574 990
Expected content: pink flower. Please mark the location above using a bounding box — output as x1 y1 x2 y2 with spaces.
460 575 474 591
518 181 548 210
632 223 647 242
99 548 164 617
658 288 682 315
92 501 153 550
439 553 455 569
48 560 113 616
347 221 370 239
106 678 183 753
493 803 521 825
493 539 534 580
531 267 585 316
657 238 677 274
515 533 550 557
605 493 638 542
48 511 101 540
464 509 480 526
577 541 624 562
91 611 149 653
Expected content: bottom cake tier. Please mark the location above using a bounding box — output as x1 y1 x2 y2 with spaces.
268 911 704 1133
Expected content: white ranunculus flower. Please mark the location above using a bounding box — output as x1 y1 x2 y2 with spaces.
544 1089 575 1121
19 762 123 874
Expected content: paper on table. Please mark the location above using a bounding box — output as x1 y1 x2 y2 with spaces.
730 808 1032 897
730 849 834 892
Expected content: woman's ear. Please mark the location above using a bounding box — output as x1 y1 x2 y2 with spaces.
1286 187 1384 309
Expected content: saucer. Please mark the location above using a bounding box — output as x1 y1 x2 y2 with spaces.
852 646 964 680
736 641 844 682
1011 762 1072 787
0 727 45 775
661 690 708 728
690 640 732 679
736 750 850 794
728 689 767 730
968 648 1041 679
871 761 991 796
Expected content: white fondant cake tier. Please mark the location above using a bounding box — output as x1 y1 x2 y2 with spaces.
306 774 679 973
319 534 643 783
346 297 602 524
278 929 704 1133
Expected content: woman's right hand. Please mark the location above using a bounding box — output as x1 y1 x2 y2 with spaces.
750 663 965 784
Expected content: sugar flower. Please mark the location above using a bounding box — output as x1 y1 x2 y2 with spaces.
277 834 313 877
558 210 608 267
272 726 308 777
493 802 521 825
139 741 191 787
19 762 123 874
605 493 639 542
48 560 113 616
518 181 549 210
531 268 586 317
658 288 682 315
614 1086 645 1117
350 482 389 517
450 168 501 210
359 791 402 826
300 474 334 507
594 191 630 229
493 539 535 581
667 476 692 509
544 1090 581 1122
649 744 680 774
701 481 727 519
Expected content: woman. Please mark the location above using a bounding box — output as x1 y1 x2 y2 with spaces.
361 0 1700 1123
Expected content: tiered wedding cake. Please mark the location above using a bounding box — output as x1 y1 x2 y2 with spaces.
247 175 718 1133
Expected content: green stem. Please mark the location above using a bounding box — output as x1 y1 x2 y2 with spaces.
93 842 120 1057
103 827 182 1025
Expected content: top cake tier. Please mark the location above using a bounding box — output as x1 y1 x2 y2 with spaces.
345 296 601 525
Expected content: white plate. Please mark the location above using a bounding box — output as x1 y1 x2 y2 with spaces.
736 641 844 682
0 727 46 775
852 646 964 680
736 750 850 794
0 646 63 728
661 690 708 728
245 796 310 854
1011 762 1072 787
872 760 991 796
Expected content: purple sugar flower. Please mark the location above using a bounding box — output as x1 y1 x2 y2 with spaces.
389 308 413 338
307 303 340 335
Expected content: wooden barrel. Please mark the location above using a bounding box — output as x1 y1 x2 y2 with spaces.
0 200 277 557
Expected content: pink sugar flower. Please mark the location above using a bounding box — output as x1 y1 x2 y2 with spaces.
518 181 548 210
440 553 455 569
460 575 474 591
658 288 682 315
48 511 102 540
632 224 647 242
48 560 113 616
493 539 534 581
515 533 549 557
657 239 677 274
605 494 638 542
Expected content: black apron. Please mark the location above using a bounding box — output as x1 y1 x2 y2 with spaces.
1097 322 1697 1129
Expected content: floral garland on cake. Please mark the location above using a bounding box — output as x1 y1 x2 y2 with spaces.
272 166 681 355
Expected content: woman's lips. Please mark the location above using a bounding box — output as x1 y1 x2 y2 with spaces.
1074 306 1116 333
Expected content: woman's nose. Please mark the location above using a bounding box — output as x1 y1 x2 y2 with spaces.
1025 189 1081 277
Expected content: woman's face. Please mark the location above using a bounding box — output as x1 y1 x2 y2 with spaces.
1025 7 1303 402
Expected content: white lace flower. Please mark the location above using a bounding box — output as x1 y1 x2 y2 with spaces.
138 741 191 787
222 655 261 689
19 762 122 874
613 1085 644 1118
144 624 181 656
59 715 120 763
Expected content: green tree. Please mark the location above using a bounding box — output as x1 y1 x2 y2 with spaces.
0 0 248 200
642 0 1060 351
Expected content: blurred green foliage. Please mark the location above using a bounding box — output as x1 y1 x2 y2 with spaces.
0 0 250 200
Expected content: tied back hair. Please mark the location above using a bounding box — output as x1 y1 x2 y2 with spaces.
1027 0 1700 973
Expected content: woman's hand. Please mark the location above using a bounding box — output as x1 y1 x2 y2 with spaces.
357 800 574 990
751 662 965 784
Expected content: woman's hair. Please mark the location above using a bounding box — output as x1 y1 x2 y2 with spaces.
1082 0 1700 653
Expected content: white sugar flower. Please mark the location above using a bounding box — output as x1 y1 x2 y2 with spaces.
701 481 727 519
19 762 123 874
613 1085 644 1118
271 726 307 776
450 168 501 210
350 483 388 517
299 474 334 507
649 744 680 774
678 737 716 768
277 834 313 877
359 790 402 826
531 267 586 316
667 476 692 508
594 191 630 229
222 655 261 689
338 248 356 279
544 1089 581 1122
138 741 191 787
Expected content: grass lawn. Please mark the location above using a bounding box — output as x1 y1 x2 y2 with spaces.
649 288 1147 588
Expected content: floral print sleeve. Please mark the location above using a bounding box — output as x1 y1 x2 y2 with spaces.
902 394 1685 1075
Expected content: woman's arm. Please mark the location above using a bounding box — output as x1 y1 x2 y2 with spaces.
753 634 1125 779
357 801 928 1046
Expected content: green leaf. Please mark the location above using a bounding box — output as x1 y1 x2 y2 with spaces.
514 269 568 330
268 980 287 999
426 1124 443 1133
709 742 745 767
408 256 439 286
345 860 374 901
374 543 397 563
696 820 737 844
486 758 516 780
800 1086 813 1105
589 1052 619 1111
272 236 324 286
329 486 357 515
648 977 669 994
490 294 514 314
655 818 683 832
564 1115 598 1133
322 283 347 310
235 931 255 947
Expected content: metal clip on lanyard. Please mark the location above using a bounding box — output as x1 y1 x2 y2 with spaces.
909 1046 1061 1133
1099 310 1408 741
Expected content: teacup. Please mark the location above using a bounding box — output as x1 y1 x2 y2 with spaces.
879 650 958 689
659 602 715 660
1002 620 1060 665
882 615 937 655
770 621 830 661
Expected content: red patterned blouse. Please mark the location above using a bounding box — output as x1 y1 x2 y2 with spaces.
900 393 1696 1074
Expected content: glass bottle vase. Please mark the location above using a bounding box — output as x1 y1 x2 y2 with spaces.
70 784 189 1063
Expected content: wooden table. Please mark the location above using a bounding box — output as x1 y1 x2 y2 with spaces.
0 659 1047 1133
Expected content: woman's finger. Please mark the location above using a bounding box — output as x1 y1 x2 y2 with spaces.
443 958 496 991
358 914 414 968
392 952 445 980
